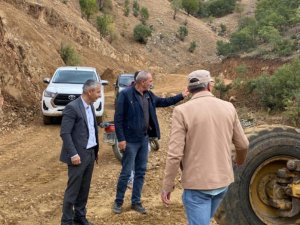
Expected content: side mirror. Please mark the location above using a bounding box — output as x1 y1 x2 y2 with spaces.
101 80 109 86
43 78 50 84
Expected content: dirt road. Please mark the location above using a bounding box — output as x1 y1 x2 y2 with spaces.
0 74 218 225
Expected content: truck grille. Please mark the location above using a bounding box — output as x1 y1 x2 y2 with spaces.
53 94 81 106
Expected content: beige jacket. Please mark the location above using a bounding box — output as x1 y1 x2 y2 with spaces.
162 91 249 192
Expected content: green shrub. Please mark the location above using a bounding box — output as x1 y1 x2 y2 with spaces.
133 23 152 44
273 39 294 56
216 40 233 56
177 25 188 41
230 27 257 51
171 0 182 20
218 23 227 36
284 91 300 126
214 78 232 99
197 0 237 17
235 64 248 77
188 41 197 52
140 7 149 24
207 0 236 17
133 0 140 17
124 0 130 16
60 43 80 66
182 0 199 15
96 14 114 38
79 0 98 20
215 0 300 56
248 58 300 111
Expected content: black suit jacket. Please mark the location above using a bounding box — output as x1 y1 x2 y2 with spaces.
60 97 99 165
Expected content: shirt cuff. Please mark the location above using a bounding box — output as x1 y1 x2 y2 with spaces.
71 154 79 159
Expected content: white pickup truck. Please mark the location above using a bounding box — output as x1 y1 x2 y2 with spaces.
41 66 108 124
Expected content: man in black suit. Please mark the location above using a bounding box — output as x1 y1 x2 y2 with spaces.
60 79 101 225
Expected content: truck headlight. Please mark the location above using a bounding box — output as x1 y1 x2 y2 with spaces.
44 90 57 98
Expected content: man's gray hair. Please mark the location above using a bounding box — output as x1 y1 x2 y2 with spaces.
82 79 101 93
188 78 209 94
135 71 150 83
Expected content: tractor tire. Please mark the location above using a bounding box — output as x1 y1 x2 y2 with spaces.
215 125 300 225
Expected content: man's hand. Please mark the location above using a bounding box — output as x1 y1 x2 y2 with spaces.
161 190 171 207
71 154 81 165
182 88 190 98
118 141 126 151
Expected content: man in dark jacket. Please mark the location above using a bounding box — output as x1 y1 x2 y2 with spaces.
113 71 189 214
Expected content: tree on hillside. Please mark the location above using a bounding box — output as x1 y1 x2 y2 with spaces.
79 0 98 20
97 0 104 9
182 0 198 15
96 14 114 38
133 23 152 44
140 7 149 24
171 0 182 20
133 0 140 17
60 43 81 66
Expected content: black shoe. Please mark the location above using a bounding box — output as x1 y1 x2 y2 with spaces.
131 203 147 214
113 202 122 214
73 217 93 225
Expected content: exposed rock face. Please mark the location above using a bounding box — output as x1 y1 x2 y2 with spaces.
0 0 140 131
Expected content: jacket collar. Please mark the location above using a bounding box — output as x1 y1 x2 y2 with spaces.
191 91 214 100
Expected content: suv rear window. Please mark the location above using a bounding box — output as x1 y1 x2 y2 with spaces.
52 70 97 84
119 75 134 87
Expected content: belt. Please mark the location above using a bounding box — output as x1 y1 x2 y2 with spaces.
86 146 96 151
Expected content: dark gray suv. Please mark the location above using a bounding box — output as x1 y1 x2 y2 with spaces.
114 73 135 102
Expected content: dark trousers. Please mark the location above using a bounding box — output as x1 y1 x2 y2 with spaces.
61 150 95 225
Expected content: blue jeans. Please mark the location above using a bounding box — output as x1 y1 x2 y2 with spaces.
115 136 149 205
182 189 227 225
127 142 151 185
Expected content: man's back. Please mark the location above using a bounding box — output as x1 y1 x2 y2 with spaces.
168 91 248 190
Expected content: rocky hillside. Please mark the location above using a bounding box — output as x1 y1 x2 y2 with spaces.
0 0 220 128
1 0 285 131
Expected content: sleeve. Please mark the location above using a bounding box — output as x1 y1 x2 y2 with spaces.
153 92 184 108
60 104 78 157
232 110 249 152
162 107 186 192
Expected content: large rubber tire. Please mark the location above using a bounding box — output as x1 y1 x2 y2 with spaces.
215 125 300 225
112 137 123 162
43 115 52 125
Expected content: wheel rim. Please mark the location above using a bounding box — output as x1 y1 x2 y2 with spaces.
249 155 300 224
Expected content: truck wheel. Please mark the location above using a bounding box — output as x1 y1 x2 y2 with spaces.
215 125 300 225
43 115 52 125
112 137 123 162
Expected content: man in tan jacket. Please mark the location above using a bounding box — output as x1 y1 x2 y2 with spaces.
161 70 249 225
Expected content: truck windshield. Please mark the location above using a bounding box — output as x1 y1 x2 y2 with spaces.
52 70 97 84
